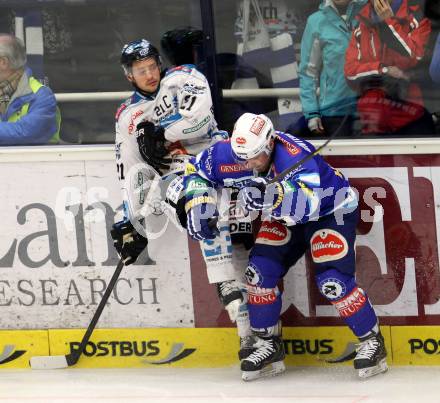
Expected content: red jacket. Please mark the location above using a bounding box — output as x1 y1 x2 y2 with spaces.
344 0 432 133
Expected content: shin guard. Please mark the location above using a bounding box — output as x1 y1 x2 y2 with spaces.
316 269 378 337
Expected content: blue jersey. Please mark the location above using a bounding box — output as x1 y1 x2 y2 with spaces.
185 133 357 225
187 139 255 189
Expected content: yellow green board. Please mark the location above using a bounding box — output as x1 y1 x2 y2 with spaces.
2 325 439 369
0 330 48 368
391 326 440 365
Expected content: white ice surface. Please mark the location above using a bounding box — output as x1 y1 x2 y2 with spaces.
0 366 439 403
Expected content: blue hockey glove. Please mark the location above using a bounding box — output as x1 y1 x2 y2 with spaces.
110 220 148 265
240 177 279 211
186 197 219 241
240 177 287 212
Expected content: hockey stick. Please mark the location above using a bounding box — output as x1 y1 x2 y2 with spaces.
30 258 125 369
324 342 357 364
266 114 349 186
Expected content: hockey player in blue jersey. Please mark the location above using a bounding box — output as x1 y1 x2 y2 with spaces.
184 113 387 381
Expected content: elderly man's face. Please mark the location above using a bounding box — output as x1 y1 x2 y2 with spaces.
0 36 17 82
0 56 11 82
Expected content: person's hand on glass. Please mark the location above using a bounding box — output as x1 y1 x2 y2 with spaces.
373 0 394 21
386 66 410 81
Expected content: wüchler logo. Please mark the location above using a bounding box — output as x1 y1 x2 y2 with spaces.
0 345 26 364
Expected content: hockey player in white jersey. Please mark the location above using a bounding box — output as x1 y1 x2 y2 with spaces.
110 38 252 351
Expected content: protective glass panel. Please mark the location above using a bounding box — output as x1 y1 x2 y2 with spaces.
213 0 440 138
0 0 202 145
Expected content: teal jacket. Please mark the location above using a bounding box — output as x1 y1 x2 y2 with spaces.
0 71 60 145
299 0 366 120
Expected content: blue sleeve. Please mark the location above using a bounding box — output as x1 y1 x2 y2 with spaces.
430 33 440 84
184 158 217 211
0 87 58 145
270 146 321 221
193 144 222 186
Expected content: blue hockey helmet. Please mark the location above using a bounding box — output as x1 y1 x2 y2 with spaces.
120 39 161 73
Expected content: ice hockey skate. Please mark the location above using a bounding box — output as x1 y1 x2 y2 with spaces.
238 335 256 360
216 280 242 305
241 336 286 381
354 330 388 379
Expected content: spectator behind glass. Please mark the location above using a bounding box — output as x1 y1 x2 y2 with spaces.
427 0 440 83
429 31 440 83
299 0 366 137
0 34 60 145
345 0 433 135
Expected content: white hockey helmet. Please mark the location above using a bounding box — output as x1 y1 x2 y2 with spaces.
231 113 274 161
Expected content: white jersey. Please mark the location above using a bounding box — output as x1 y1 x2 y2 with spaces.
114 65 252 341
115 64 223 222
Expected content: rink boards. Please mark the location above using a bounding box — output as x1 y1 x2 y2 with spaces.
0 326 440 369
2 146 440 369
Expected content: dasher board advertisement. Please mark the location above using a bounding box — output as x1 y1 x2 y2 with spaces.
1 153 440 329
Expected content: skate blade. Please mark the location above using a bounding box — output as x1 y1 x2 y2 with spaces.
242 360 285 381
358 358 388 379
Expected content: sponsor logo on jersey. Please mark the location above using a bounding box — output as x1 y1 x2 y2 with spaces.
115 98 132 120
282 132 312 152
115 103 127 121
247 285 278 305
68 340 195 364
186 178 210 194
182 83 206 95
310 229 348 263
319 278 347 300
128 110 144 134
332 287 367 318
166 176 184 205
245 262 263 286
276 135 301 156
229 221 252 235
250 116 266 135
256 221 290 245
182 115 211 134
0 345 26 365
219 164 248 173
202 146 214 176
236 137 247 145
